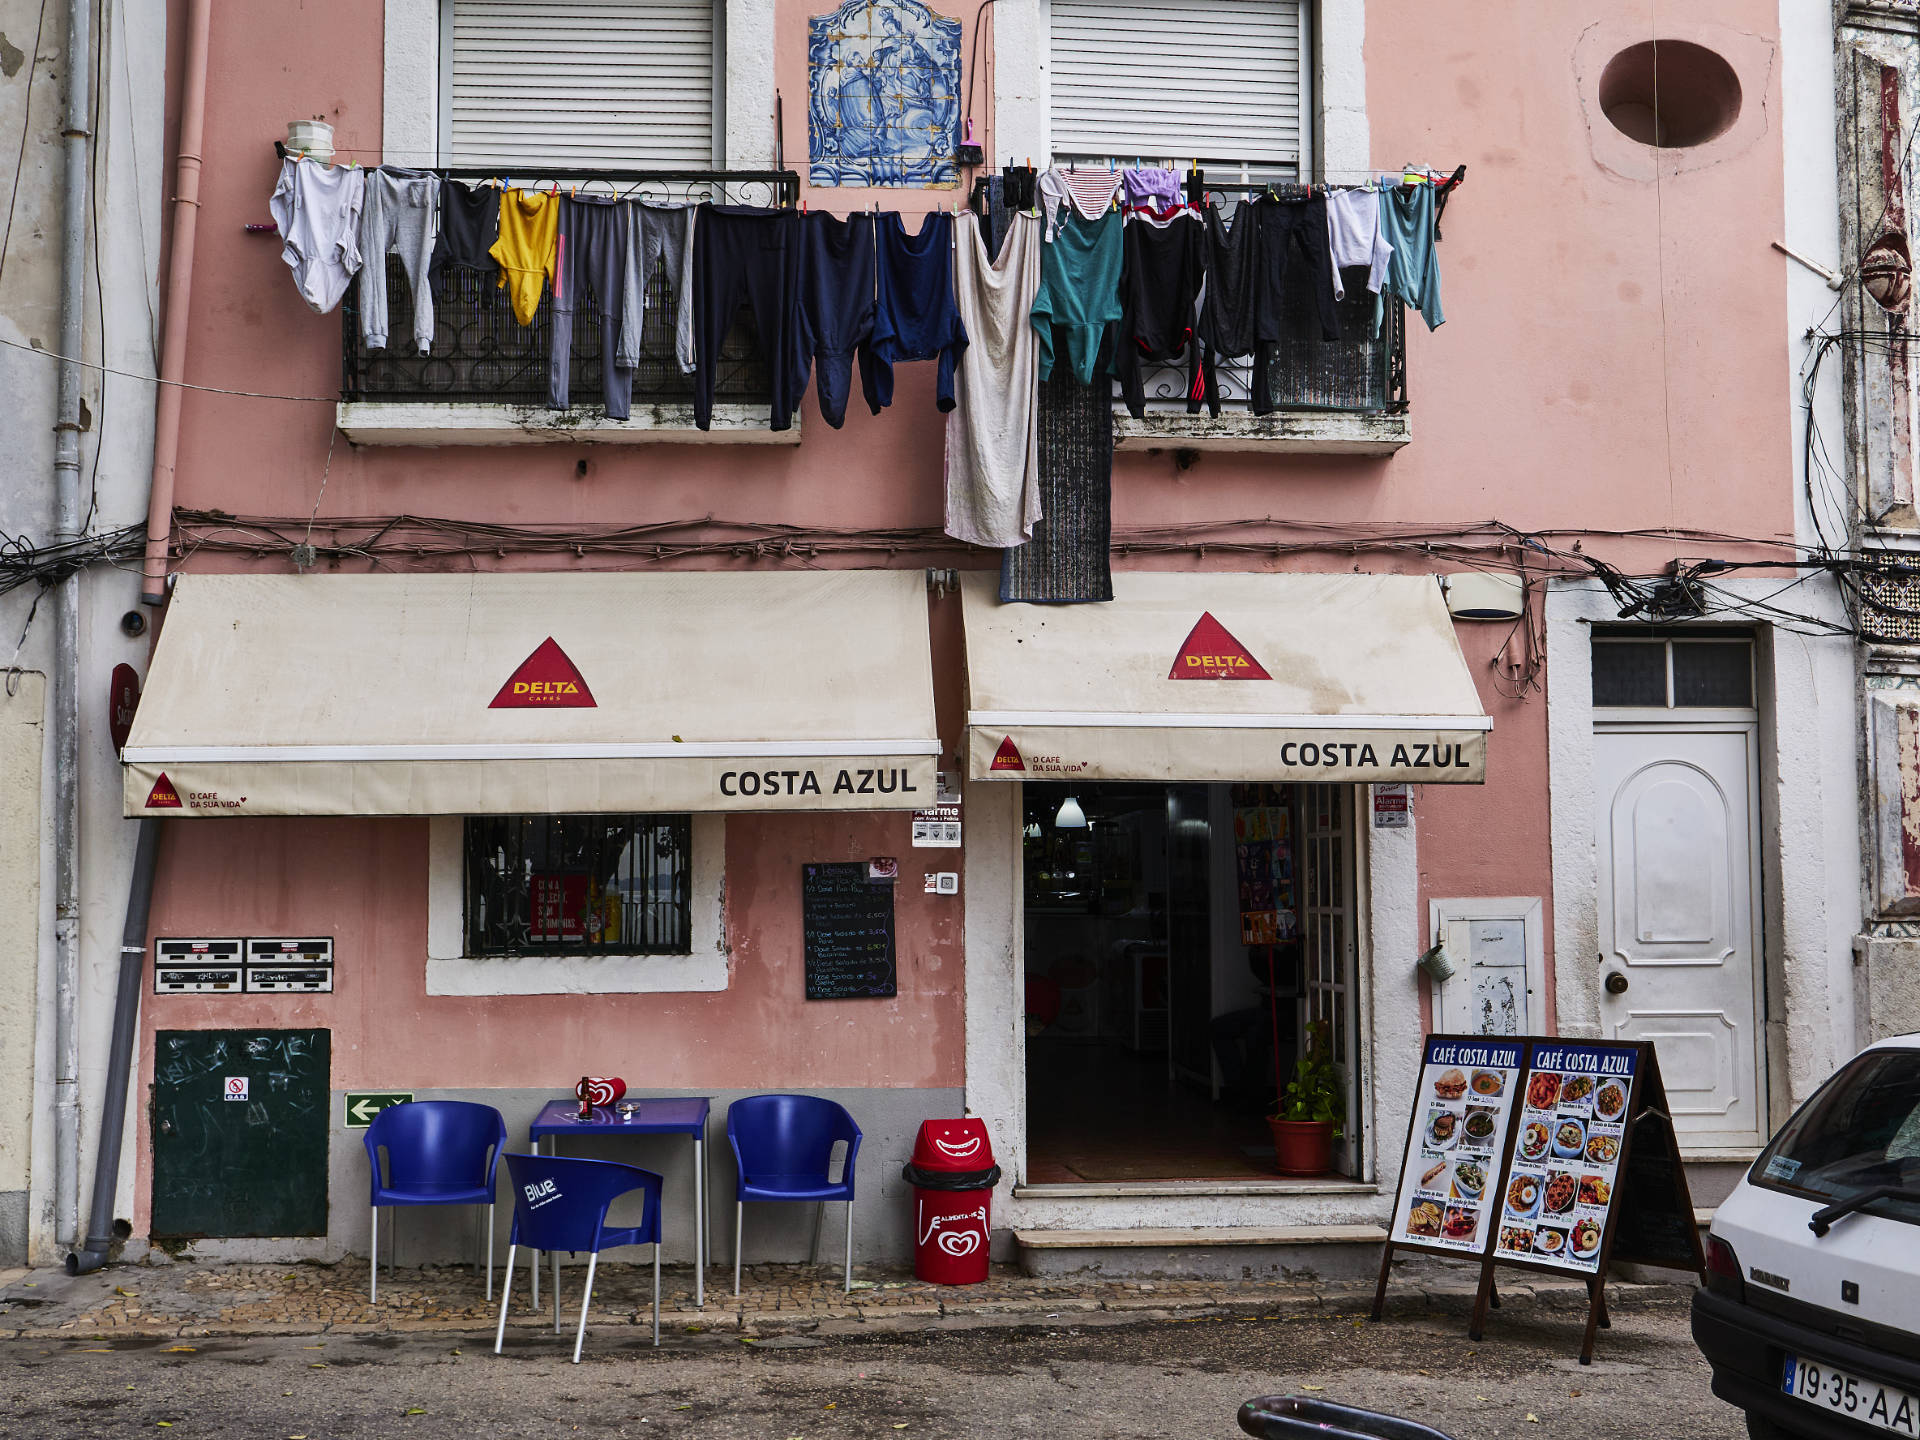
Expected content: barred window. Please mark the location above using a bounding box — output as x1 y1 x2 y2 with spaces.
464 815 693 957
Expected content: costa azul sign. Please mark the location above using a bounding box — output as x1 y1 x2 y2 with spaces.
971 728 1486 784
968 611 1488 785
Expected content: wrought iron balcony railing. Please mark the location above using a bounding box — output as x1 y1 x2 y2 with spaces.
337 167 1403 418
340 169 795 410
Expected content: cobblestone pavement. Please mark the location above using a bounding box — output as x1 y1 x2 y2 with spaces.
0 1289 1736 1440
0 1256 1692 1343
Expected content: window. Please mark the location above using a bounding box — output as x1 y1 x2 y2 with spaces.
464 814 693 957
1592 633 1753 709
1751 1047 1920 1231
444 0 720 168
1047 0 1311 177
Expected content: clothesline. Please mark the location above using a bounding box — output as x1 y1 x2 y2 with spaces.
270 150 1457 554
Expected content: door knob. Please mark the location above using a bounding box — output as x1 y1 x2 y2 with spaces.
1604 971 1629 995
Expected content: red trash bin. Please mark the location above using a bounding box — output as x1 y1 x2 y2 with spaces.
903 1118 1000 1285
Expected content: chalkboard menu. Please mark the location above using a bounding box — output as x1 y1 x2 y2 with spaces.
802 862 897 1000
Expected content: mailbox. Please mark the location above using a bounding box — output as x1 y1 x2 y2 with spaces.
153 939 243 994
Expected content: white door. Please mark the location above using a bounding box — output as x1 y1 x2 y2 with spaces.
1594 725 1766 1149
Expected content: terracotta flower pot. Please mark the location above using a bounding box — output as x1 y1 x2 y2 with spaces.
1269 1118 1334 1176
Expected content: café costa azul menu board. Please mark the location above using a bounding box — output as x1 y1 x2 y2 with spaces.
1388 1036 1526 1254
1494 1042 1637 1273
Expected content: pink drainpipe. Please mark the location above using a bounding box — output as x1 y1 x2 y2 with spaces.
140 0 213 605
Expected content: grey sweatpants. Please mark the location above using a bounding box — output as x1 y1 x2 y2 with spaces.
636 203 697 374
357 167 439 352
550 195 636 418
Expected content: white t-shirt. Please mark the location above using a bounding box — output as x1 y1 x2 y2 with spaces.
1327 188 1393 302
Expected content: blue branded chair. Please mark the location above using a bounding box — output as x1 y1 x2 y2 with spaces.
364 1100 507 1304
726 1094 863 1295
494 1152 664 1364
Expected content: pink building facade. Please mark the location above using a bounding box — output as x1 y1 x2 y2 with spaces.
109 0 1862 1274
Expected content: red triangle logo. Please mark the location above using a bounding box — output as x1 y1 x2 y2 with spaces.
144 773 183 809
989 736 1026 772
489 638 597 709
1169 613 1271 680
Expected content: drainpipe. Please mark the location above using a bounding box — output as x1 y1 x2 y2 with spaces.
67 818 161 1275
49 0 94 1253
139 0 213 606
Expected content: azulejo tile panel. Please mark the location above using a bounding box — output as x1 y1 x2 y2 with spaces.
809 0 961 188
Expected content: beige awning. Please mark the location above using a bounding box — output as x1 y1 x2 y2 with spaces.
962 571 1490 784
124 571 940 816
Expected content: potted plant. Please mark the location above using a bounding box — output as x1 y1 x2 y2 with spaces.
1270 1021 1345 1176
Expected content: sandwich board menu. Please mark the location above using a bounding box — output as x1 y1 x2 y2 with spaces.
1386 1035 1526 1255
1372 1034 1703 1365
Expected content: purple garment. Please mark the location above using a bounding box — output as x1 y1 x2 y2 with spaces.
1121 168 1183 212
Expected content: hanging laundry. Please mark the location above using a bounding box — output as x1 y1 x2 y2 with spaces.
549 195 638 419
1255 194 1341 343
999 359 1115 604
636 203 698 375
491 188 560 326
692 205 807 431
1375 183 1444 332
979 174 1014 264
1115 209 1207 419
1325 187 1392 303
862 211 968 416
268 156 365 315
356 166 440 354
1195 199 1269 417
1038 167 1122 242
946 211 1042 549
798 212 876 429
1030 207 1122 385
1121 167 1184 214
427 179 502 289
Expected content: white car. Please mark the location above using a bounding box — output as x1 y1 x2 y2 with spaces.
1693 1034 1920 1440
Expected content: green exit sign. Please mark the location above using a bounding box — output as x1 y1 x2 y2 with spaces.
343 1092 413 1128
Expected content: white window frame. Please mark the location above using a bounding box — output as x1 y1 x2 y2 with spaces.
1041 0 1314 178
426 813 729 994
1000 0 1368 181
385 0 776 169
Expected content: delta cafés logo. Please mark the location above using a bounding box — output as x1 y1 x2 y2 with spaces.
1169 613 1270 680
490 638 597 709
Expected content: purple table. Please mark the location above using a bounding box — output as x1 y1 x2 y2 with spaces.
529 1097 713 1307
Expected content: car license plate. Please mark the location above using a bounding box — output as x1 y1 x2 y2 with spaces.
1784 1354 1920 1436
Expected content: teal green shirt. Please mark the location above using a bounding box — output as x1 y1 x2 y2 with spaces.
1031 209 1123 384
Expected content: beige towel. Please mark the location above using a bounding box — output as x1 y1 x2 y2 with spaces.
945 211 1043 549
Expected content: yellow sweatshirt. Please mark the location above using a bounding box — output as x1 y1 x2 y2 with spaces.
490 189 559 325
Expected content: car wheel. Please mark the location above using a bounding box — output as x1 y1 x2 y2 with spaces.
1746 1413 1811 1440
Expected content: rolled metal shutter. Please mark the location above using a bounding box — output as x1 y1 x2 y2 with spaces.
1048 0 1305 171
448 0 716 168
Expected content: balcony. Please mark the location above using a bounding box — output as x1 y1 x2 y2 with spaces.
1113 285 1410 456
334 168 1408 453
336 169 798 447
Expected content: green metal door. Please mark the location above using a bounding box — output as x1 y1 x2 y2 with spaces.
151 1029 331 1238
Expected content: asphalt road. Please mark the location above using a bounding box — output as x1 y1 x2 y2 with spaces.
0 1294 1741 1440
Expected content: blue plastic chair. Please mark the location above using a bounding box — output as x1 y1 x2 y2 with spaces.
364 1100 507 1304
726 1094 862 1295
493 1152 664 1363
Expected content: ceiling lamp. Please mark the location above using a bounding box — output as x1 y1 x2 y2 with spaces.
1054 796 1088 829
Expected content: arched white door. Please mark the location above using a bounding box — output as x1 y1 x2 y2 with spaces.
1594 725 1766 1148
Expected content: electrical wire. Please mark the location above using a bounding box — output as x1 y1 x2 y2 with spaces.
0 332 339 403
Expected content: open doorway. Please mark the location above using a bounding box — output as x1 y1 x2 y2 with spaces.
1021 781 1360 1183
